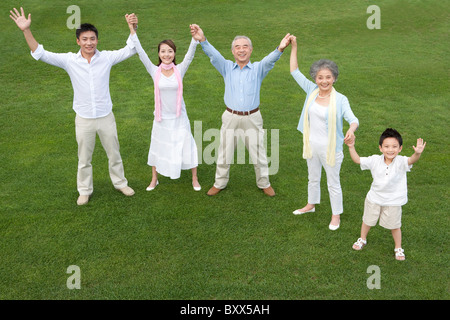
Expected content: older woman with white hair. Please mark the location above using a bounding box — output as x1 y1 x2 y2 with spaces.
289 35 359 230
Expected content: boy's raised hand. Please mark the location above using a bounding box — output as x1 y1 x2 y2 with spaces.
412 138 426 154
408 138 426 165
10 7 31 31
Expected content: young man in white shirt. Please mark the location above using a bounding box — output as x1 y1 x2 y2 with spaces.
346 128 426 261
10 7 138 205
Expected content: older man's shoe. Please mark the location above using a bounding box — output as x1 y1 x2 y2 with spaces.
119 186 135 196
207 186 222 196
262 186 275 197
77 195 90 206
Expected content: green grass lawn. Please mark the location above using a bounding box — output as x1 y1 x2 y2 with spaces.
0 0 448 301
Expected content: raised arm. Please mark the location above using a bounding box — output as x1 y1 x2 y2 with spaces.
125 13 137 35
177 36 199 77
190 24 206 42
289 36 317 93
408 138 426 165
102 14 138 66
278 33 291 52
190 24 228 75
126 14 156 76
289 35 298 72
130 38 156 77
10 7 38 52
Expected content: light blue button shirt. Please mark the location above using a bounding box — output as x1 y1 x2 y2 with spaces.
200 39 283 111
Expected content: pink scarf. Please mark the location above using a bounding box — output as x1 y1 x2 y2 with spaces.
154 62 183 122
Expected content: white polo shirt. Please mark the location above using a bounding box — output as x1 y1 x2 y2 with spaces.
360 154 412 206
31 34 137 119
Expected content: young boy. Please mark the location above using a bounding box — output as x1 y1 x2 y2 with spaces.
345 128 426 261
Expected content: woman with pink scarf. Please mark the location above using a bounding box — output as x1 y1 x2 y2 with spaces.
127 15 200 191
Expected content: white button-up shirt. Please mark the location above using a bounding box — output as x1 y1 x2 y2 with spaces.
360 154 412 206
31 34 137 119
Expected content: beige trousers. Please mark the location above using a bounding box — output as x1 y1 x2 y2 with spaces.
214 110 270 189
75 112 128 195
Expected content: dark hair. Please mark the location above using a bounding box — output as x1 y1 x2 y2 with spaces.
379 128 403 146
76 23 98 39
157 40 177 65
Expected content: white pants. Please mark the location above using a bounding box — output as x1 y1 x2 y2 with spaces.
75 112 128 195
306 144 344 215
214 110 270 189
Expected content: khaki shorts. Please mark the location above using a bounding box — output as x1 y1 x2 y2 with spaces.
363 198 402 229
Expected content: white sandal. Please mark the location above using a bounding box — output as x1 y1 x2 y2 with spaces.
352 238 367 250
394 248 405 261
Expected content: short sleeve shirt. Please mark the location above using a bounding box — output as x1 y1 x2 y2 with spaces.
360 154 412 206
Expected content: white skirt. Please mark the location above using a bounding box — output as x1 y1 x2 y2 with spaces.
148 115 198 179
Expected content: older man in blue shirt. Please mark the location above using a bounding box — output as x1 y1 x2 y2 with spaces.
190 24 291 196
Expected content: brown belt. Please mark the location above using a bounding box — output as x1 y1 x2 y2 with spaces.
226 107 259 116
